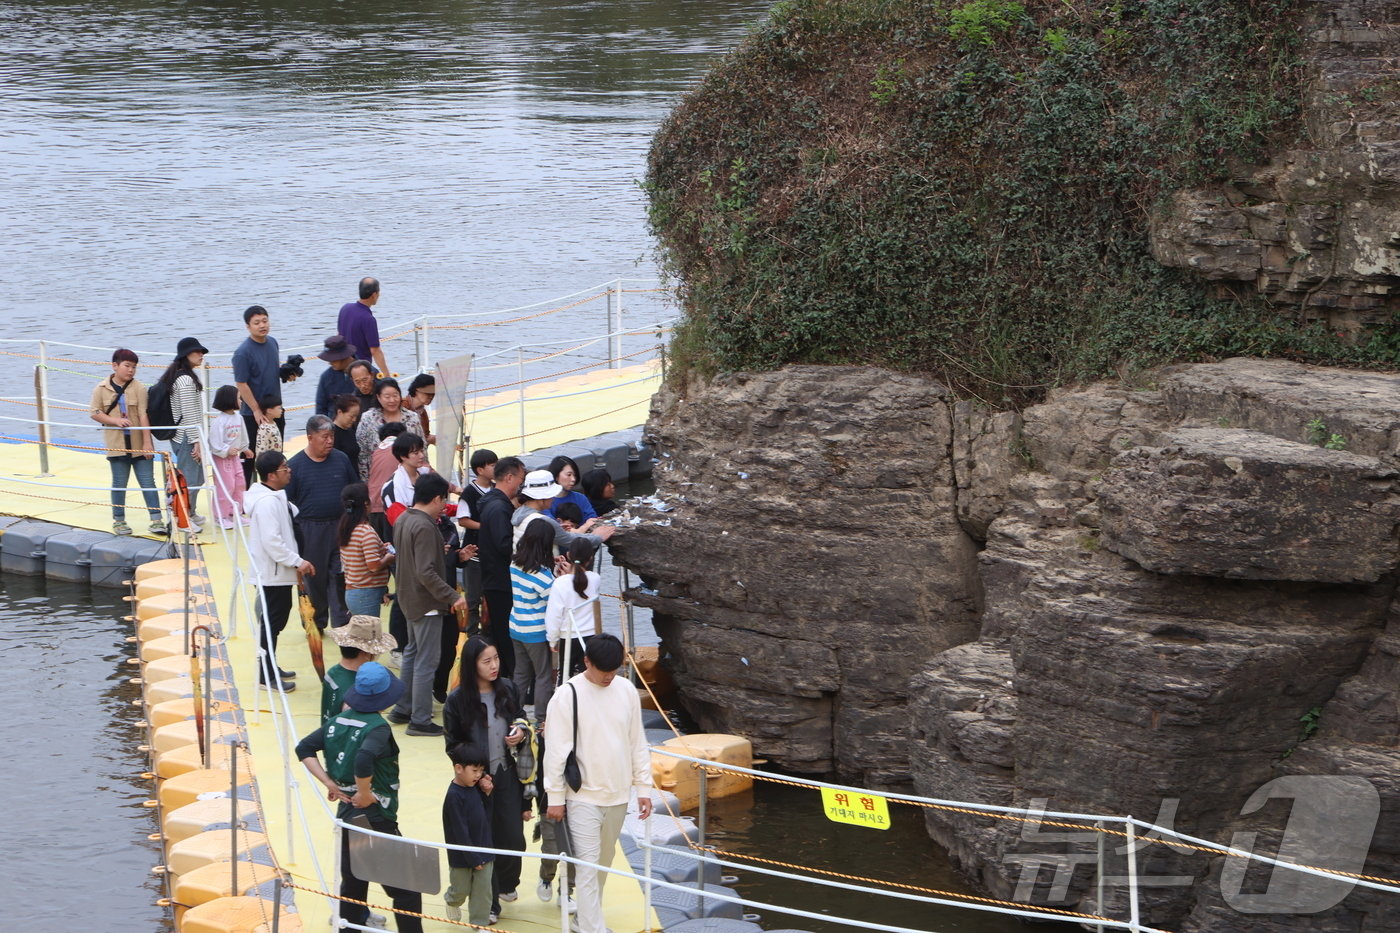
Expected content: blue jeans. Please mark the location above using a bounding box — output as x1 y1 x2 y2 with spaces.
170 438 205 514
343 586 387 618
108 454 161 523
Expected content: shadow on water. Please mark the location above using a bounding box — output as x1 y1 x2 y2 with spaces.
3 573 172 932
698 783 1075 933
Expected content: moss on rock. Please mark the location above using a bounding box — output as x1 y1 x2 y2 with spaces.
646 0 1400 404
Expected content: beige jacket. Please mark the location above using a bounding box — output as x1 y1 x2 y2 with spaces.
89 377 151 457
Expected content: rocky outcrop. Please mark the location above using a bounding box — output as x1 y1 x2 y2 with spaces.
611 366 982 780
1149 1 1400 329
613 357 1400 932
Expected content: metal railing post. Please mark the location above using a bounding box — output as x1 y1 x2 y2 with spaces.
331 821 344 929
34 357 52 476
271 875 283 933
609 280 623 368
416 316 431 375
697 768 709 894
1095 820 1106 933
1126 818 1141 932
559 843 570 933
230 741 240 896
643 812 654 932
622 568 637 686
517 347 527 456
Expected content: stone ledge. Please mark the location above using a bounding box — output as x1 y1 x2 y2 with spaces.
1099 426 1400 582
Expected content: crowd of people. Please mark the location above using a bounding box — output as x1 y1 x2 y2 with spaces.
89 279 651 932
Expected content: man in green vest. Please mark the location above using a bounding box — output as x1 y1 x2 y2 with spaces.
297 662 423 932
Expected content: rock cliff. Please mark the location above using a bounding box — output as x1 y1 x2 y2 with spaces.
1150 0 1400 329
611 358 1400 931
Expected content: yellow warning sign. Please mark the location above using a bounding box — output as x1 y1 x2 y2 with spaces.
820 787 891 830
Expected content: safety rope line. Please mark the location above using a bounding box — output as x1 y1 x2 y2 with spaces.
0 432 167 456
471 344 661 395
381 290 608 341
281 880 508 930
0 349 237 371
0 395 89 412
471 398 649 450
689 843 1128 926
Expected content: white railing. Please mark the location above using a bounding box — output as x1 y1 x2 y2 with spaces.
0 277 673 467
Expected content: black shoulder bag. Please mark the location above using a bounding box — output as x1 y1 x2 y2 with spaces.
563 684 582 792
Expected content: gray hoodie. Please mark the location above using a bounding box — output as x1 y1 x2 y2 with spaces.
511 504 603 553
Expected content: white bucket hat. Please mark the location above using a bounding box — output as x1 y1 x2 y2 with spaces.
520 468 563 500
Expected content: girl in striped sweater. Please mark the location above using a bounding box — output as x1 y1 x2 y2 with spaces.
509 520 559 719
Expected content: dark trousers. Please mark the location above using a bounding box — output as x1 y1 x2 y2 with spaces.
339 811 423 933
257 584 294 682
489 762 526 909
462 558 483 636
483 588 515 679
240 413 285 487
435 612 459 699
298 517 348 631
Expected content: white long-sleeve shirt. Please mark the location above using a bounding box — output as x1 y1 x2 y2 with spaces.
543 670 652 806
544 570 601 644
243 482 303 586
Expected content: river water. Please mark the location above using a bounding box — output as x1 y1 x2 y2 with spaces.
5 2 1047 930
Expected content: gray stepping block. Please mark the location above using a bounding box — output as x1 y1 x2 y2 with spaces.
642 709 672 730
646 727 679 746
665 920 764 933
624 843 722 885
650 882 745 925
623 814 698 849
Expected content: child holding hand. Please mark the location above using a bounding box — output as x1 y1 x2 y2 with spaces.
443 743 495 926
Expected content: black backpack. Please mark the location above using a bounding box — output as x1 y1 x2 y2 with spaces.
147 378 177 441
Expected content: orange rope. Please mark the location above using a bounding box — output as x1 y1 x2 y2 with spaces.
471 345 660 395
693 843 1129 925
382 290 608 341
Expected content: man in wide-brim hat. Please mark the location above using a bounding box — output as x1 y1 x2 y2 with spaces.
321 615 398 722
315 334 359 419
296 661 425 931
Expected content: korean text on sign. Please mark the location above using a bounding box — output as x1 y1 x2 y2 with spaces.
820 787 891 830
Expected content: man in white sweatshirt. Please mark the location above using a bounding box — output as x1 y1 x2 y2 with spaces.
244 450 314 691
543 634 652 933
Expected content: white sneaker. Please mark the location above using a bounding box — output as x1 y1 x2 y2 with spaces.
388 650 402 669
365 915 388 930
487 910 500 924
499 889 519 903
445 904 462 922
537 879 553 902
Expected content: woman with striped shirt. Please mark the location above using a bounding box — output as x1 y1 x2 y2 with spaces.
338 482 395 617
509 520 558 718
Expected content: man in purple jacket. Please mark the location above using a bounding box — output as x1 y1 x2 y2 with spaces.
337 276 390 377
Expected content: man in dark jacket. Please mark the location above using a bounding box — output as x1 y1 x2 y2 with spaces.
476 456 524 679
388 472 466 736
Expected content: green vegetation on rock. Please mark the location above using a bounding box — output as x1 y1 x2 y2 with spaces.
646 0 1400 404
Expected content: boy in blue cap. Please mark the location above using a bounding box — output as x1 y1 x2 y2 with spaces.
296 662 423 932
